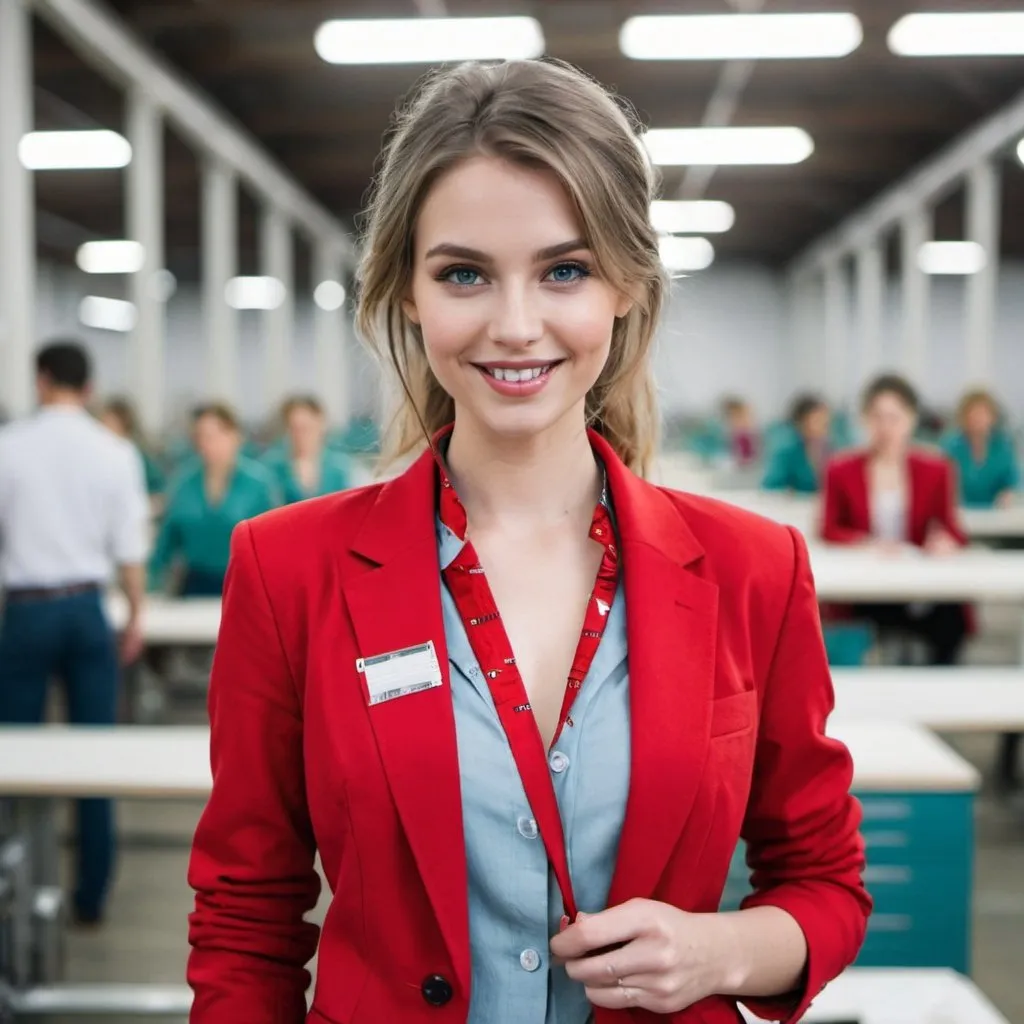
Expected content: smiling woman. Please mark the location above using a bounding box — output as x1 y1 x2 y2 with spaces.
357 58 664 476
187 57 870 1024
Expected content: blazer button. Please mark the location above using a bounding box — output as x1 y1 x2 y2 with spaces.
421 974 453 1006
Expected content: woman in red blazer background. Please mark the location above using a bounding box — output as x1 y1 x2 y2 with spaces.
821 373 968 665
187 59 869 1024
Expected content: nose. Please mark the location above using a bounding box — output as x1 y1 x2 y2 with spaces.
487 281 542 348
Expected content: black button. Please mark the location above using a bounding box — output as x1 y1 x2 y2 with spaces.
421 974 453 1006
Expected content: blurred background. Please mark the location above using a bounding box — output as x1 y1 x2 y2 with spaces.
1 1 1024 1022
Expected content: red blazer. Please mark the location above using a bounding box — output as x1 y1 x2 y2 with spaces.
187 433 870 1024
821 449 967 548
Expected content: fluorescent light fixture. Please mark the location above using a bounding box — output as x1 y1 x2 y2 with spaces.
314 280 346 311
78 296 137 332
889 13 1024 56
659 236 715 272
76 240 145 275
650 200 735 234
643 127 814 166
149 269 178 303
916 241 987 276
314 17 544 64
1017 138 1024 166
621 13 862 60
19 130 132 170
225 276 286 310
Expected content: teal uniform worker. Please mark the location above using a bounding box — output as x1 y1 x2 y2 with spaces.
941 389 1020 509
0 341 149 925
150 403 279 596
99 396 167 511
263 395 352 504
941 390 1022 790
762 394 831 494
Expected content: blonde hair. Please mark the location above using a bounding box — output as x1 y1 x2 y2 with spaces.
957 388 999 428
355 58 666 476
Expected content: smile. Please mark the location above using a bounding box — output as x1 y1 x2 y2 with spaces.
473 360 564 396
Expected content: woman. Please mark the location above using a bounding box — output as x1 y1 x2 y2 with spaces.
941 389 1019 509
762 394 830 494
720 397 758 467
99 395 167 509
264 395 352 504
821 373 969 665
187 60 869 1024
150 403 278 596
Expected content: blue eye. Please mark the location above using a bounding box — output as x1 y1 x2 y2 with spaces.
442 267 483 287
547 262 590 284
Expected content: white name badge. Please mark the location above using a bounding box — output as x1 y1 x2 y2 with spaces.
356 641 443 706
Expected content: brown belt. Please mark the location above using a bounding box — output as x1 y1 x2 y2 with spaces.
4 582 102 604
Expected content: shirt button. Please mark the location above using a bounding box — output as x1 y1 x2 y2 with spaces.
520 948 541 972
549 750 570 774
517 816 538 839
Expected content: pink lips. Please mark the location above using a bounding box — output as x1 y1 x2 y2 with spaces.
476 362 560 398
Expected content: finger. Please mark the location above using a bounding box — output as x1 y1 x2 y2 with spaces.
549 902 648 960
584 982 644 1011
563 938 661 987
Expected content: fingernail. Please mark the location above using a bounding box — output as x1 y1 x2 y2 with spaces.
559 915 570 932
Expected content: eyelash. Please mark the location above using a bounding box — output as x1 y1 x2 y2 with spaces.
436 261 593 288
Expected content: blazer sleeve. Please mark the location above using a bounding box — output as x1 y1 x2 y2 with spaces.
820 461 869 544
935 461 968 546
738 527 872 1023
187 521 321 1023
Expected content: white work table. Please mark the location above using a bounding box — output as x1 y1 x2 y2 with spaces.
808 545 1024 603
743 967 1010 1024
0 719 977 799
832 667 1024 732
107 546 1024 650
0 726 210 798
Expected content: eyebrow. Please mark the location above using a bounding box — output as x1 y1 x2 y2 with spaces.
423 238 590 263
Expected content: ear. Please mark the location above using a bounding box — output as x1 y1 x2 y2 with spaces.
614 290 636 319
402 295 421 326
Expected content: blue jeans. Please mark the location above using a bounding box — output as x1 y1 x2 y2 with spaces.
0 590 119 918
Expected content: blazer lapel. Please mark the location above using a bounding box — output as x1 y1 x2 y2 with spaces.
342 450 470 995
590 434 719 907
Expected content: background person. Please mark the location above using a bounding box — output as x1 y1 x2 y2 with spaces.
0 340 149 925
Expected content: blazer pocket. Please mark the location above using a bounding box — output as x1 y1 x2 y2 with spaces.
709 689 757 740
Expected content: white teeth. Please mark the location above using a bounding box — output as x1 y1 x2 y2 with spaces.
489 365 550 382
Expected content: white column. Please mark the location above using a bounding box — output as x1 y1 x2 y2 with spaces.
900 207 931 388
0 0 36 419
127 87 166 434
313 242 350 427
855 242 885 386
260 205 293 414
201 158 239 406
823 259 850 408
965 161 1001 386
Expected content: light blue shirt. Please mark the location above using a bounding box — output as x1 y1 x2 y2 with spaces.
437 516 631 1024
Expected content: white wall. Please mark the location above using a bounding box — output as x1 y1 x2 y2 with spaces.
35 261 379 432
31 258 1024 436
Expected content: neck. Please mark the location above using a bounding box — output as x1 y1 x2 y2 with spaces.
871 445 905 466
40 391 84 409
444 411 601 532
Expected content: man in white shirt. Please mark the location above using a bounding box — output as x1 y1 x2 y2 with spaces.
0 340 149 926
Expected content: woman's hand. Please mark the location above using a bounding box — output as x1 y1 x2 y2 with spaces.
549 899 734 1014
923 526 959 556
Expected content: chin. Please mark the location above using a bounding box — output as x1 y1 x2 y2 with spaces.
464 400 576 444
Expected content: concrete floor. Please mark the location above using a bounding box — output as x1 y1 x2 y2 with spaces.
9 732 1014 1024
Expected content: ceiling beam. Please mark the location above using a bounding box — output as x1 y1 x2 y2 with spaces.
30 0 355 263
790 84 1024 279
